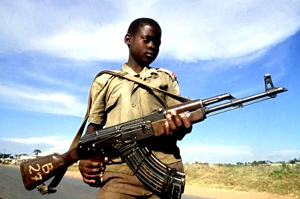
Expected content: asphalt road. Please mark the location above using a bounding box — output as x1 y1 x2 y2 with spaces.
0 165 207 199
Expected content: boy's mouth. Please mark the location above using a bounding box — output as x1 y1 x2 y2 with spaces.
146 52 156 58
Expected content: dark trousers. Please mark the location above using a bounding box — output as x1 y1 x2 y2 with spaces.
97 161 184 199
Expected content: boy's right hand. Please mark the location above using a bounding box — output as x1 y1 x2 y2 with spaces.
78 155 106 187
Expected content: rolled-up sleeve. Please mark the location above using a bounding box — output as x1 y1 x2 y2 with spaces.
88 74 112 125
165 75 181 107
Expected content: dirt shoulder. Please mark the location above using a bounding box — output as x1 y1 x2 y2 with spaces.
66 170 82 178
184 186 296 199
66 171 295 199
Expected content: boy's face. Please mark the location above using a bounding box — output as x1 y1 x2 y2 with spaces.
126 25 161 66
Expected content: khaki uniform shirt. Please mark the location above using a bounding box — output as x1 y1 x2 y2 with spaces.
89 63 182 174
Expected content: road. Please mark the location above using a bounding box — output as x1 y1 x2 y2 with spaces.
0 165 206 199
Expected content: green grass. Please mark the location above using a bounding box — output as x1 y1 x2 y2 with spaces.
67 163 80 172
66 162 300 197
184 163 300 198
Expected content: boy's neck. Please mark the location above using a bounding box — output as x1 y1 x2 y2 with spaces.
126 60 148 73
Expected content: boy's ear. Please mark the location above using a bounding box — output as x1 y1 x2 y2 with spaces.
124 33 131 46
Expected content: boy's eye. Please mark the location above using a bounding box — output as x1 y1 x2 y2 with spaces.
143 37 161 46
144 38 150 43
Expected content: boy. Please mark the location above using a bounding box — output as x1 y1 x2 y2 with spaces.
79 18 192 198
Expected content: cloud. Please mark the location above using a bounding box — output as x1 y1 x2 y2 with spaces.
0 83 86 117
33 23 128 61
178 144 300 163
1 137 71 155
23 70 88 92
159 0 300 62
1 0 300 62
266 150 300 161
0 0 128 61
179 145 255 163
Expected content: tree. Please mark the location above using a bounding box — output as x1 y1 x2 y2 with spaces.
0 153 11 158
289 158 300 164
33 149 41 156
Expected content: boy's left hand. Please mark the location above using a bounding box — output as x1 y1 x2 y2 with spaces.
164 111 192 140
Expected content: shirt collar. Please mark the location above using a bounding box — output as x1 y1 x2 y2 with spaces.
122 63 158 80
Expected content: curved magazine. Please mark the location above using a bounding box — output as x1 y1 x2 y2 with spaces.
120 142 185 199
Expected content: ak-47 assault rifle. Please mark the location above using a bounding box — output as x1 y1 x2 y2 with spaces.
20 74 287 199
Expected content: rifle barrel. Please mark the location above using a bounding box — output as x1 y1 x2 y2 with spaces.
205 86 287 115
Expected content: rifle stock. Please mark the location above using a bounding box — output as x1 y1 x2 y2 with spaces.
20 147 79 190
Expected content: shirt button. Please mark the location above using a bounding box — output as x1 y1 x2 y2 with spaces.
132 103 136 107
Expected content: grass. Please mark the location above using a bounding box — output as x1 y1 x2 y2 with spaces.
67 163 80 172
66 162 300 197
184 163 300 198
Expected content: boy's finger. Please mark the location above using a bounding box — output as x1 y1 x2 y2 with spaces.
180 113 192 129
81 172 101 180
171 110 183 127
166 113 177 131
164 121 173 136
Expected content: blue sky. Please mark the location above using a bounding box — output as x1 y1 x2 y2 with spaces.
0 0 299 163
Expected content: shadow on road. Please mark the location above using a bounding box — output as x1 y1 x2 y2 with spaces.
0 165 209 199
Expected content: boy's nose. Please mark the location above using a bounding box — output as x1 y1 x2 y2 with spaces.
148 41 157 49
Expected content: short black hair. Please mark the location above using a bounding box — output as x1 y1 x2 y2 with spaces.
127 18 161 36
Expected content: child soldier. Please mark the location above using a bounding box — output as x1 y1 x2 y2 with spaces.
79 18 193 198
